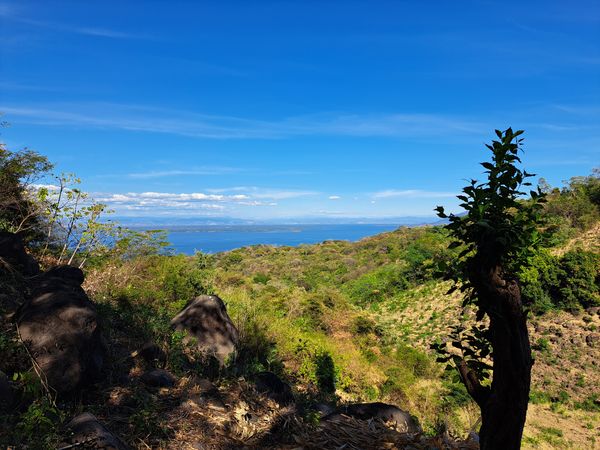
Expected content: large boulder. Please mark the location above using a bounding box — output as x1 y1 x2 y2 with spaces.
324 402 421 433
15 266 106 396
62 413 129 450
171 295 239 364
0 231 39 276
140 369 176 388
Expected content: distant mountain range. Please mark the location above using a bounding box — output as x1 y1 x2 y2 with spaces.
108 215 444 228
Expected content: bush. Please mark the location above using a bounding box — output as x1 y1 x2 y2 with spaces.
519 250 561 314
253 273 270 284
575 394 600 412
346 264 409 307
520 249 599 313
301 296 328 332
94 255 214 314
542 170 600 232
351 315 377 335
230 312 282 377
315 352 336 397
0 145 53 242
395 344 431 378
556 250 600 310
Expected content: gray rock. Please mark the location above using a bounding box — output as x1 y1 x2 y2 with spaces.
63 412 128 450
15 267 106 396
324 402 421 433
467 431 480 443
171 295 239 364
312 402 336 417
586 306 600 315
141 369 176 387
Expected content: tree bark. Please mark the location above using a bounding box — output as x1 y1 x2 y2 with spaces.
472 265 533 450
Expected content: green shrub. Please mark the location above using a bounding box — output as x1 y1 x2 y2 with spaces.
315 352 336 397
575 394 600 412
542 171 600 231
520 249 599 313
533 338 550 352
253 273 271 284
556 250 600 310
346 264 409 307
395 344 431 378
442 376 472 408
230 313 282 377
519 250 561 314
552 390 570 404
351 315 377 335
529 389 552 404
14 398 63 449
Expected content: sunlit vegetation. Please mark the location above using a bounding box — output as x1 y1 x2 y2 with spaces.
1 140 598 448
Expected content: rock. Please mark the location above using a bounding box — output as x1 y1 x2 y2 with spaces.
324 402 421 433
586 333 599 347
0 370 16 412
549 326 563 337
467 431 480 443
171 295 239 364
0 231 39 276
15 266 106 396
141 369 176 387
312 402 336 417
134 342 166 366
586 306 600 316
254 371 294 405
42 265 85 285
63 412 128 450
30 266 85 298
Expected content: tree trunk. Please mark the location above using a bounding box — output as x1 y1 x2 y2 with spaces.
461 265 533 450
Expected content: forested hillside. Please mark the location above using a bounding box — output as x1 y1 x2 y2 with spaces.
1 143 598 449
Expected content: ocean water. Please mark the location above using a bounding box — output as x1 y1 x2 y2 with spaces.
159 224 401 254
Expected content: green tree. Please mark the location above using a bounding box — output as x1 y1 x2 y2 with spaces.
0 143 53 240
542 169 600 232
433 129 545 449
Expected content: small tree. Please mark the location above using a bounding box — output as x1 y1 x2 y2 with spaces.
433 128 545 449
0 144 53 239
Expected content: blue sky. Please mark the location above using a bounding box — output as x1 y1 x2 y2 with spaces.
0 0 598 222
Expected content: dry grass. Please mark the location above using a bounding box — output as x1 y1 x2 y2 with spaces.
523 404 600 449
553 223 600 256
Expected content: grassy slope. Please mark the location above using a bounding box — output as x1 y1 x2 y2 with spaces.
77 222 600 448
206 224 600 447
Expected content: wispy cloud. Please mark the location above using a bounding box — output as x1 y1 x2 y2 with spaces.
0 81 66 92
328 195 341 200
73 187 316 215
127 167 242 179
93 191 272 213
73 27 139 39
249 189 317 200
0 6 148 40
0 102 484 139
205 187 317 200
373 189 456 199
